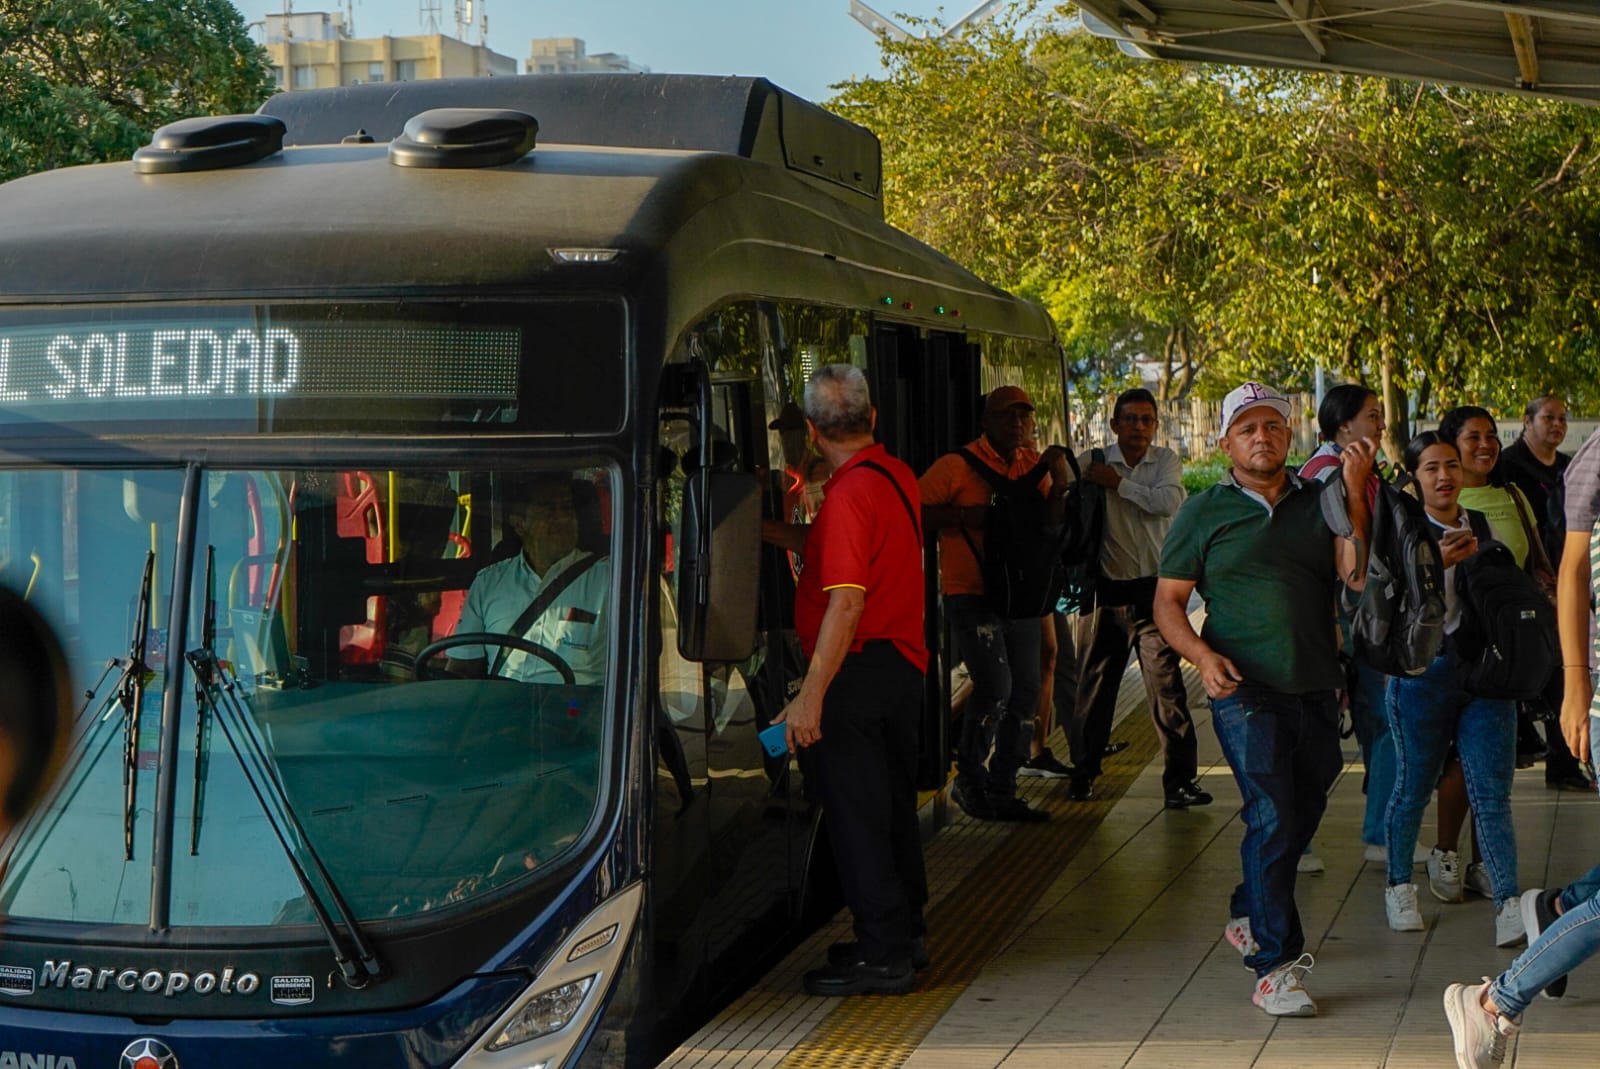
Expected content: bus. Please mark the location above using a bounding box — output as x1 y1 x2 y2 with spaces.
0 74 1066 1068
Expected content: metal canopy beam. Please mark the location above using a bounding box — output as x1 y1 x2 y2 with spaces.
1080 1 1600 106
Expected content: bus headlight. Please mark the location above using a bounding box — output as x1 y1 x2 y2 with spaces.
487 976 594 1049
449 882 642 1069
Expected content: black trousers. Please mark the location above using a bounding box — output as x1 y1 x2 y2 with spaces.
813 641 929 963
1071 579 1198 791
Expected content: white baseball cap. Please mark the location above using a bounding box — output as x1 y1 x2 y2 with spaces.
1221 381 1291 434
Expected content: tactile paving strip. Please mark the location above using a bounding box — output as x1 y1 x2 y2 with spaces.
776 715 1161 1069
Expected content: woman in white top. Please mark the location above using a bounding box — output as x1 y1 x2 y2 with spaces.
1383 431 1523 947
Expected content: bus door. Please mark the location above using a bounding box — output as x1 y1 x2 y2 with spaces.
868 325 982 790
650 365 782 1012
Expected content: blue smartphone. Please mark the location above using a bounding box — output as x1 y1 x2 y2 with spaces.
758 722 789 758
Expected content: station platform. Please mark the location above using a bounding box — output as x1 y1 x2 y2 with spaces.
659 654 1600 1069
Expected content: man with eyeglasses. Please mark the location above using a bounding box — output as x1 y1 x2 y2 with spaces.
1068 388 1209 809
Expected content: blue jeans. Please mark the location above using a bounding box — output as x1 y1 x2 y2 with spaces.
1384 654 1518 902
947 595 1041 800
1211 686 1343 976
1348 661 1396 847
1491 713 1600 1015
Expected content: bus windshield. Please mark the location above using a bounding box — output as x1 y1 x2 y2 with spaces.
0 464 614 928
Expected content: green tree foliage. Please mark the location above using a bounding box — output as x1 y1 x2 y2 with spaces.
830 3 1600 446
0 0 274 182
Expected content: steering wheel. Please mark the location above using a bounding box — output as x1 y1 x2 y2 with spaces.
412 632 576 685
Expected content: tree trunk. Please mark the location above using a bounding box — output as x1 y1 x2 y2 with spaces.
1379 331 1408 463
1158 327 1176 404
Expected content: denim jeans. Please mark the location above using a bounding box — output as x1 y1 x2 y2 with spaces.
1348 660 1396 847
1489 711 1600 1015
1211 686 1343 976
947 595 1041 800
1384 654 1518 902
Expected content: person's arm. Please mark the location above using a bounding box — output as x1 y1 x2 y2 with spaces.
1114 450 1185 517
774 586 864 750
1333 440 1377 591
1558 528 1594 761
761 519 808 554
1153 577 1241 698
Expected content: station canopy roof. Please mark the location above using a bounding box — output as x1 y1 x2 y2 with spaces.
1077 1 1600 106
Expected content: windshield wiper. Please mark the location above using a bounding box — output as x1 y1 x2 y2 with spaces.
186 647 383 988
119 551 156 861
189 546 216 855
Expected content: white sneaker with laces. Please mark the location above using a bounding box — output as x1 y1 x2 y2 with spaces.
1386 882 1426 931
1495 898 1526 948
1253 953 1317 1017
1464 862 1492 899
1428 847 1464 903
1224 915 1258 966
1297 851 1325 875
1443 980 1519 1068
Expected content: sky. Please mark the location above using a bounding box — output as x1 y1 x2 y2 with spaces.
242 1 983 103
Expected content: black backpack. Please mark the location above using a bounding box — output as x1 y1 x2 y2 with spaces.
1451 510 1559 699
1320 478 1446 677
957 447 1078 619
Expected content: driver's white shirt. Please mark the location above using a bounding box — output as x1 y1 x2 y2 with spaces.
455 548 610 685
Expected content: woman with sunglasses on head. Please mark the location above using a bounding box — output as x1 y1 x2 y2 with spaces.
1382 430 1523 949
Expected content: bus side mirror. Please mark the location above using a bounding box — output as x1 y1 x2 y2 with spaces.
677 470 760 662
0 587 71 836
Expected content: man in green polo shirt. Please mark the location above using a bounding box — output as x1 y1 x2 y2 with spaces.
1154 380 1373 1019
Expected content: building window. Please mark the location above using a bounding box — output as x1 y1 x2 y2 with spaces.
395 59 418 81
271 66 286 89
367 61 384 84
292 65 316 89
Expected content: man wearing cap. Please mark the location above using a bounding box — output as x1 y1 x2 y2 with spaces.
1154 381 1373 1018
920 385 1071 823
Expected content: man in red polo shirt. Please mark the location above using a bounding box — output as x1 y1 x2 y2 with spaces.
773 363 930 997
920 385 1070 822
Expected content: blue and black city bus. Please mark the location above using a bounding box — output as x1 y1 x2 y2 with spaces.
0 74 1066 1068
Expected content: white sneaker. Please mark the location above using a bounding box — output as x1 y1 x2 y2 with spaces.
1495 899 1527 948
1253 953 1317 1017
1225 915 1258 966
1464 862 1493 899
1428 848 1464 903
1297 851 1326 875
1386 882 1426 931
1443 980 1519 1068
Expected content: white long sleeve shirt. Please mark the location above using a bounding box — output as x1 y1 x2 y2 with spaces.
1096 443 1186 581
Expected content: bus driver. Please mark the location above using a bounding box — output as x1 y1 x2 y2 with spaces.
446 474 611 686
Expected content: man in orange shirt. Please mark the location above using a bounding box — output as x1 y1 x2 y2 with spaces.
920 386 1071 823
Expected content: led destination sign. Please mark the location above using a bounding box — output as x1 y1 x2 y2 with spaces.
0 321 520 407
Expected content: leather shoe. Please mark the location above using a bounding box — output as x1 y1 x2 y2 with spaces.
990 795 1050 822
828 935 929 971
803 958 915 996
1546 773 1596 792
1165 781 1214 809
1067 775 1094 802
950 778 996 819
1102 741 1129 757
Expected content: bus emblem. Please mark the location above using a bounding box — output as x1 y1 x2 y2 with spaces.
119 1038 177 1069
